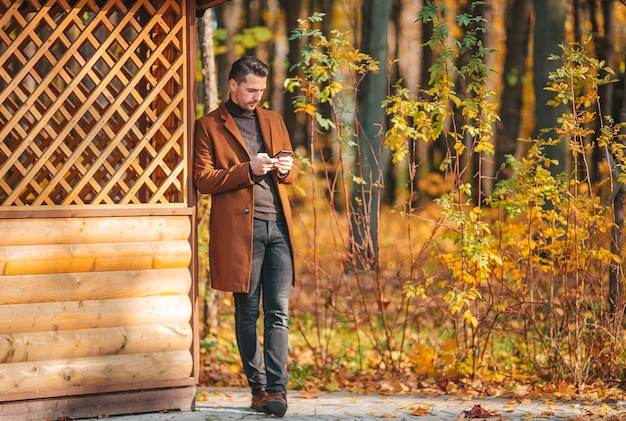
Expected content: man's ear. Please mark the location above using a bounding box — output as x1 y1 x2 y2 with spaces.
228 79 237 91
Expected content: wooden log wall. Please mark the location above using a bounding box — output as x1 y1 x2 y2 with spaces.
0 216 193 396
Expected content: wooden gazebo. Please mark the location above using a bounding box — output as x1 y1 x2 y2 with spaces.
0 0 226 419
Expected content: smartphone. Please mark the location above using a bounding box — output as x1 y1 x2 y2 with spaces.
274 149 293 158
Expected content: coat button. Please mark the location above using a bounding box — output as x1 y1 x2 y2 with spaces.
243 209 250 214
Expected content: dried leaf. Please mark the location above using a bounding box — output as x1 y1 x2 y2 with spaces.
195 390 210 401
298 390 319 399
464 404 494 418
410 403 432 416
379 382 395 393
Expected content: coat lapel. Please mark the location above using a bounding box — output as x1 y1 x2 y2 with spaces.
256 108 274 155
219 104 250 156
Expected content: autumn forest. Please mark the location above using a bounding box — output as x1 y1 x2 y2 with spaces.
196 0 626 400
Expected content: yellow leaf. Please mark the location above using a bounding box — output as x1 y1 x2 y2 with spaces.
295 102 317 116
463 309 478 328
329 81 343 94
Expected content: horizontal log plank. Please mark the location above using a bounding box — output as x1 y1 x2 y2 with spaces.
0 204 194 220
0 295 192 334
0 268 191 304
0 216 190 246
0 240 191 275
0 385 196 421
0 350 193 394
0 323 192 363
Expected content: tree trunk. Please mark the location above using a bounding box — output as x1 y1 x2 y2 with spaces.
214 0 242 102
495 0 532 179
610 185 624 315
572 0 586 43
386 0 422 207
352 0 392 265
477 0 497 198
454 1 489 203
396 0 421 97
594 0 615 181
533 0 568 177
197 9 221 336
201 10 219 113
414 7 436 206
609 73 626 316
280 0 305 148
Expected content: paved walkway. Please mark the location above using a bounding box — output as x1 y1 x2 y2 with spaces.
88 387 624 420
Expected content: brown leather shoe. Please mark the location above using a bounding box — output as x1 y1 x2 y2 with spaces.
250 389 268 412
264 390 288 417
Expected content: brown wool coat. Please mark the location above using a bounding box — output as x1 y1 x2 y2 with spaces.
193 103 299 293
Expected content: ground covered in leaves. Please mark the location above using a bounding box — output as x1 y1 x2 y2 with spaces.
198 307 626 410
197 201 626 419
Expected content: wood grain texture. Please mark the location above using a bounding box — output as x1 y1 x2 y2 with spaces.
0 323 193 363
0 385 196 421
0 350 193 393
0 240 191 275
0 295 192 334
0 216 190 246
0 268 191 304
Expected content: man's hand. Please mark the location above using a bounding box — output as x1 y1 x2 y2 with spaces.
273 154 293 176
250 153 277 176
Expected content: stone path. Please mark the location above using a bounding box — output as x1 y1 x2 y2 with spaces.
81 387 625 420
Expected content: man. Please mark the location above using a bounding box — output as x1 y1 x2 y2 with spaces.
193 56 298 418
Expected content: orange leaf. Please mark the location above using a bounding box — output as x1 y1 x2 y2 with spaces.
410 403 432 416
298 390 319 399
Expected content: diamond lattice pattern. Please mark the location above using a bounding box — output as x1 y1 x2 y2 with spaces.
0 0 187 206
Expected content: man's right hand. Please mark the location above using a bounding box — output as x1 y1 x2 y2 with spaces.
249 153 277 176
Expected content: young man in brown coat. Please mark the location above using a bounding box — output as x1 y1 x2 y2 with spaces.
193 56 298 417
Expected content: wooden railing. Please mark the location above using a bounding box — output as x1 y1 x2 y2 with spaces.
0 0 188 208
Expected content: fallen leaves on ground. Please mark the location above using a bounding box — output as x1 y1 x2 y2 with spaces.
409 403 432 416
571 413 626 421
200 346 626 404
198 303 626 418
298 389 319 399
464 404 497 418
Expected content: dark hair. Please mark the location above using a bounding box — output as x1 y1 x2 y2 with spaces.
228 56 269 83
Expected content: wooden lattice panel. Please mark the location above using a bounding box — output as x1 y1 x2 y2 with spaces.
0 0 188 207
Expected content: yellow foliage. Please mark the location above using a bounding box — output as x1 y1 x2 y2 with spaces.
295 102 317 116
463 309 478 328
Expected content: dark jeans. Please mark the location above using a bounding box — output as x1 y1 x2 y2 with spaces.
234 218 292 395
